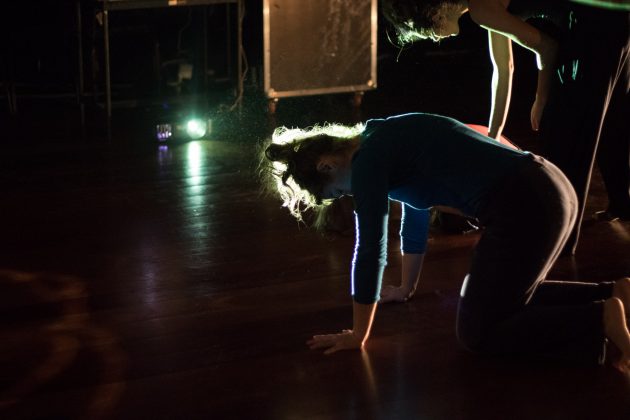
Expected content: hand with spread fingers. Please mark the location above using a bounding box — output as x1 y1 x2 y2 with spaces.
307 329 364 355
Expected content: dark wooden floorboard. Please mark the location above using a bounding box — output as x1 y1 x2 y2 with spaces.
1 125 630 419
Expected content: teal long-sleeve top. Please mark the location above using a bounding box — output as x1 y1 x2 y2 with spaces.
350 113 532 304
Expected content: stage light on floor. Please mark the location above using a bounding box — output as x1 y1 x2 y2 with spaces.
186 118 207 140
156 117 212 142
156 124 173 141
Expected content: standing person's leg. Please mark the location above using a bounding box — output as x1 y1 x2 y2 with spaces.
596 30 630 220
540 8 629 253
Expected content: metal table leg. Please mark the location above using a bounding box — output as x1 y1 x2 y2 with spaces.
103 4 111 138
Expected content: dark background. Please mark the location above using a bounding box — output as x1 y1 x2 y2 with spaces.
0 0 541 147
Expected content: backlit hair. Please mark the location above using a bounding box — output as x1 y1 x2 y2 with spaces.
260 122 364 225
382 0 462 44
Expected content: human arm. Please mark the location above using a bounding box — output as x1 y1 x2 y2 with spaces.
469 0 558 132
308 148 388 354
307 205 385 354
380 253 425 303
380 205 429 303
530 36 558 131
487 31 514 140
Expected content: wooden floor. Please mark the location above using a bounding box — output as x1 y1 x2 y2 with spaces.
1 106 630 419
0 126 628 420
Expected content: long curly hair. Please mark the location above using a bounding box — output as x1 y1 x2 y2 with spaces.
259 123 364 227
381 0 464 44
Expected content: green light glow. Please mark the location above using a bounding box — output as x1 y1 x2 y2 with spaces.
186 141 204 194
570 0 630 10
186 119 207 139
187 141 202 180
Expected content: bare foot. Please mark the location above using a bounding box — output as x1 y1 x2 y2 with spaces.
603 297 630 374
613 278 630 314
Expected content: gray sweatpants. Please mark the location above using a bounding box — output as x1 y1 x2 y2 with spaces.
456 154 613 364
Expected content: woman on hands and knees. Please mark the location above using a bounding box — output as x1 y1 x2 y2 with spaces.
260 112 630 372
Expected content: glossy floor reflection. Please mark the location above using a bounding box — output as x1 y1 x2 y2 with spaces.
1 119 629 419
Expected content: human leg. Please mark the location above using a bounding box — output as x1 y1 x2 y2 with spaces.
456 157 584 357
454 157 630 365
536 277 630 316
596 45 630 219
540 8 630 253
529 280 614 306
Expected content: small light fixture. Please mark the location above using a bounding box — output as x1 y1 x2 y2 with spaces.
185 118 207 140
156 124 173 141
156 117 212 141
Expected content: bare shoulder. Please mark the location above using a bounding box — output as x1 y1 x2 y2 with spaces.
468 0 510 25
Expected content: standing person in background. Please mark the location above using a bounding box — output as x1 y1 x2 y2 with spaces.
381 0 630 254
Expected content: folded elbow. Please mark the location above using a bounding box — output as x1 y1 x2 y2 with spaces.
506 61 515 75
493 60 514 76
